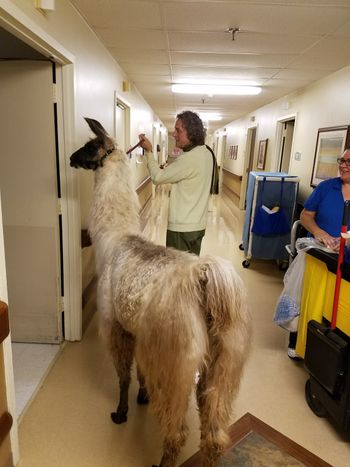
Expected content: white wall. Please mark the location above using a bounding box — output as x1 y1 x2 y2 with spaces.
1 0 162 227
219 65 350 202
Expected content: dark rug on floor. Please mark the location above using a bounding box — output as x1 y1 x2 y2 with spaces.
180 413 331 467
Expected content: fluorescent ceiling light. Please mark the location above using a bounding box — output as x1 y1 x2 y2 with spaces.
171 84 261 96
198 112 222 121
176 78 260 86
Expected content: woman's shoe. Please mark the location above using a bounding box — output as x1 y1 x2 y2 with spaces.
287 347 302 361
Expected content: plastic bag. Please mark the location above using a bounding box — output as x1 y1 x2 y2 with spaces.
273 251 306 331
273 237 330 331
295 237 335 253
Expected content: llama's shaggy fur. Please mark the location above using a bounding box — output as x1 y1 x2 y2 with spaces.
70 118 252 467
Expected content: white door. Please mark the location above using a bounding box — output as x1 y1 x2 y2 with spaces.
0 60 62 343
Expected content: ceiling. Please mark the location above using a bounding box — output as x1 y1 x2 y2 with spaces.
69 0 350 132
4 0 347 135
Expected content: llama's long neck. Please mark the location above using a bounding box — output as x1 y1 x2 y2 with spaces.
88 149 141 271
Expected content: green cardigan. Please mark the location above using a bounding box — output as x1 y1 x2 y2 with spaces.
145 145 213 232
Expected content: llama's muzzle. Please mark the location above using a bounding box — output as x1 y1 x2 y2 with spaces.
70 147 99 170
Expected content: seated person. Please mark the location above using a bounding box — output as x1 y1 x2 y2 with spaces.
287 147 350 359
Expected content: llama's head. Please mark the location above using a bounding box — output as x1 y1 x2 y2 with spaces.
70 118 115 171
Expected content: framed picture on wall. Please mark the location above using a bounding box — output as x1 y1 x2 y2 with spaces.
257 139 268 169
311 125 350 187
232 145 238 160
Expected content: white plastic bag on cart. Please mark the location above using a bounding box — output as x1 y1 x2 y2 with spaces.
273 250 306 331
273 237 330 331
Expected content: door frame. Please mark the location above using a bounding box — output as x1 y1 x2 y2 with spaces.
0 4 81 464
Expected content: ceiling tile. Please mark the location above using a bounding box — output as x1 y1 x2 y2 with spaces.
121 63 171 75
172 65 280 80
168 31 321 55
72 0 162 29
109 48 169 64
95 27 167 49
170 52 297 68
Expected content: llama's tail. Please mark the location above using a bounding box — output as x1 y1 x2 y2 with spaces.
196 256 252 433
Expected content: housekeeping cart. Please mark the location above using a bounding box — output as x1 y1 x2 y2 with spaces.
240 172 299 268
304 200 350 431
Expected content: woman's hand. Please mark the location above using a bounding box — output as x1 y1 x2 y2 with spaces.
300 208 340 250
314 230 340 250
138 134 153 152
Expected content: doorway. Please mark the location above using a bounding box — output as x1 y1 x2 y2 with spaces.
0 26 79 432
239 126 257 210
114 95 130 152
0 59 63 344
0 58 64 419
276 118 295 173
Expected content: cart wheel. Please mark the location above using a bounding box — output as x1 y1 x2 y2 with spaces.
239 243 244 251
305 379 327 418
242 260 250 268
278 261 289 271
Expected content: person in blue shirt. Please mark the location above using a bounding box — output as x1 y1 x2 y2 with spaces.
288 147 350 359
300 147 350 249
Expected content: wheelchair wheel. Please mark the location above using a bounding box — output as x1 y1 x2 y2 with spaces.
239 243 244 251
305 379 327 418
242 259 250 268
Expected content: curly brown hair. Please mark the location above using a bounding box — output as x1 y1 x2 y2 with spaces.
176 111 206 145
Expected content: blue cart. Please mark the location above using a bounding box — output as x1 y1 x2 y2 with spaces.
240 171 299 268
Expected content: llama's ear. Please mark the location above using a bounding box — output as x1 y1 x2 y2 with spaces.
84 118 109 139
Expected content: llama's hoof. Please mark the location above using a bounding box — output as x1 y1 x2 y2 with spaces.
111 411 127 424
137 388 149 405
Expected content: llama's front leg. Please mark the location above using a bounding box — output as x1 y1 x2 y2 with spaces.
109 323 135 424
111 374 131 424
136 366 149 405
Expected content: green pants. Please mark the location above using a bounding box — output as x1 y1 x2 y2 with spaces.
166 229 205 256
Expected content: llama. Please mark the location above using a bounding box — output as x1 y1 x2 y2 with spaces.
70 118 252 467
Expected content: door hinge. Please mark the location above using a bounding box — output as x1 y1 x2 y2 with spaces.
59 296 64 313
57 199 62 215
